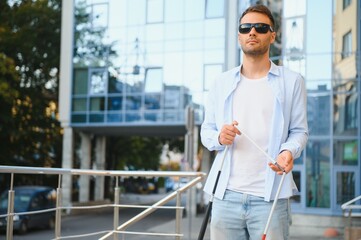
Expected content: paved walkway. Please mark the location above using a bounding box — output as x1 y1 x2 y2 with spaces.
120 193 344 240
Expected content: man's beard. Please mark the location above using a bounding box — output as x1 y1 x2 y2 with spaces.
241 45 269 56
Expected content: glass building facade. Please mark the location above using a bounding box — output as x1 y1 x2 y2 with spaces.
68 0 360 215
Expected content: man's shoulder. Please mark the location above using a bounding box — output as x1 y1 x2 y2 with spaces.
276 64 302 78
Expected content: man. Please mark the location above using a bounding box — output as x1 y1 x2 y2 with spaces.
200 4 308 240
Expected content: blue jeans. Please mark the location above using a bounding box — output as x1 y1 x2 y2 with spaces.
210 190 290 240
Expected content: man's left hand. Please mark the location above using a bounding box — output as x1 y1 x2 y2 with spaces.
268 150 293 175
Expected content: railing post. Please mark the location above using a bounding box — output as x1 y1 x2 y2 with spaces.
6 173 15 240
175 190 182 240
55 175 63 239
114 176 119 240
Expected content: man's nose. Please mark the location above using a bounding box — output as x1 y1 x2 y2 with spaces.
249 26 257 35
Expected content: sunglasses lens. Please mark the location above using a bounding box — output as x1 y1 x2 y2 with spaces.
239 23 272 34
239 24 252 34
254 24 269 33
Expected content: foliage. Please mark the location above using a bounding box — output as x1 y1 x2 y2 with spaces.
0 54 20 165
0 0 62 167
108 136 163 171
107 136 185 171
73 0 117 67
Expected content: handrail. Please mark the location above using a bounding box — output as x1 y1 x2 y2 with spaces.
341 195 361 211
0 165 206 240
0 165 205 178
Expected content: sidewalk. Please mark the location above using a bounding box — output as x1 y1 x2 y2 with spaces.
120 193 344 240
148 214 343 240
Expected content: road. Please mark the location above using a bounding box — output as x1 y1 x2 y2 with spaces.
2 207 179 240
1 193 190 240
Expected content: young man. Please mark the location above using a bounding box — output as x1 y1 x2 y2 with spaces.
200 4 308 240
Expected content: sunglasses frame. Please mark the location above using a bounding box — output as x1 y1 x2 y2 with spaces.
238 23 274 34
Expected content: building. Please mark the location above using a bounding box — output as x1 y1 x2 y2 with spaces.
59 0 360 216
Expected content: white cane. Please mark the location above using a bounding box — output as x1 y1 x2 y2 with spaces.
235 127 287 240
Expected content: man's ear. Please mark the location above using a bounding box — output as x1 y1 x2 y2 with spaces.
270 31 276 44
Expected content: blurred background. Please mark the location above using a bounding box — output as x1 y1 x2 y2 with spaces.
0 0 360 223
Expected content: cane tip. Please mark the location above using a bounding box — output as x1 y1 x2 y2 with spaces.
262 234 266 240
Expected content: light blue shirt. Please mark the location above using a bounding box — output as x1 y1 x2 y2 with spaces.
201 61 308 202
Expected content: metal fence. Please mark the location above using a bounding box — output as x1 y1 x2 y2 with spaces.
0 165 206 240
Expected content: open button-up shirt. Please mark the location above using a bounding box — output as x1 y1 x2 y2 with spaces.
201 61 308 201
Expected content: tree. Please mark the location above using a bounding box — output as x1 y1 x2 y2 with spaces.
0 53 20 165
0 0 62 168
73 0 117 67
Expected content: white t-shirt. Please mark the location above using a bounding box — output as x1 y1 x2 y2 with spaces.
227 74 275 197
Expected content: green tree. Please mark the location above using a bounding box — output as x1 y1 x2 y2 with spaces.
0 53 20 165
73 0 117 67
0 0 62 167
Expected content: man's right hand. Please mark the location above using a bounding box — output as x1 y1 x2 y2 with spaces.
218 121 241 145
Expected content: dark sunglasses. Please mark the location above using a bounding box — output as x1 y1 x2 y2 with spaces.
238 23 274 34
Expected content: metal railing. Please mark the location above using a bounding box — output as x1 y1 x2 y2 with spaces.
0 165 206 240
341 194 361 238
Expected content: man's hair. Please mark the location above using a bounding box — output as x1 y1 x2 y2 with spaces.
239 4 275 28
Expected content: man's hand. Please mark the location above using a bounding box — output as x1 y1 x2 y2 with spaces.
268 150 293 175
218 121 241 145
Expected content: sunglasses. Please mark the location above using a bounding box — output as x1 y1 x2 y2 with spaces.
238 23 274 34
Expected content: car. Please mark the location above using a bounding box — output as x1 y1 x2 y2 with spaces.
165 177 189 192
0 186 56 234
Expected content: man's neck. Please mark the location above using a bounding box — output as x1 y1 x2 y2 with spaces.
241 55 271 79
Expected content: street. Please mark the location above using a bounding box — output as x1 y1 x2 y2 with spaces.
2 207 179 240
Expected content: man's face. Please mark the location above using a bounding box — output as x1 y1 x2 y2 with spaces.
238 12 276 56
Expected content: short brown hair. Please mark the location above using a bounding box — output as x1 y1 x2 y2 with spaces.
239 4 275 28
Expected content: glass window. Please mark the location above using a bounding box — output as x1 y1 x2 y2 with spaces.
342 31 352 59
184 52 202 92
284 17 304 60
125 112 141 122
90 2 109 29
205 0 224 18
108 97 122 111
72 114 86 123
90 97 105 111
165 23 183 40
307 92 331 136
290 171 301 203
125 75 144 93
89 69 107 95
108 76 124 93
294 152 304 165
127 0 146 25
89 113 104 122
283 0 306 18
164 86 181 109
333 93 358 136
164 0 184 22
336 172 355 204
73 69 88 94
204 18 225 37
145 94 161 109
125 96 142 110
163 53 183 85
306 140 330 208
204 64 223 91
334 140 358 166
72 98 87 111
107 113 123 122
145 68 163 93
147 0 164 23
345 92 358 130
343 0 352 10
185 0 204 21
185 21 203 39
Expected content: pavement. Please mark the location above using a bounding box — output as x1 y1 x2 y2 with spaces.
119 192 346 240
